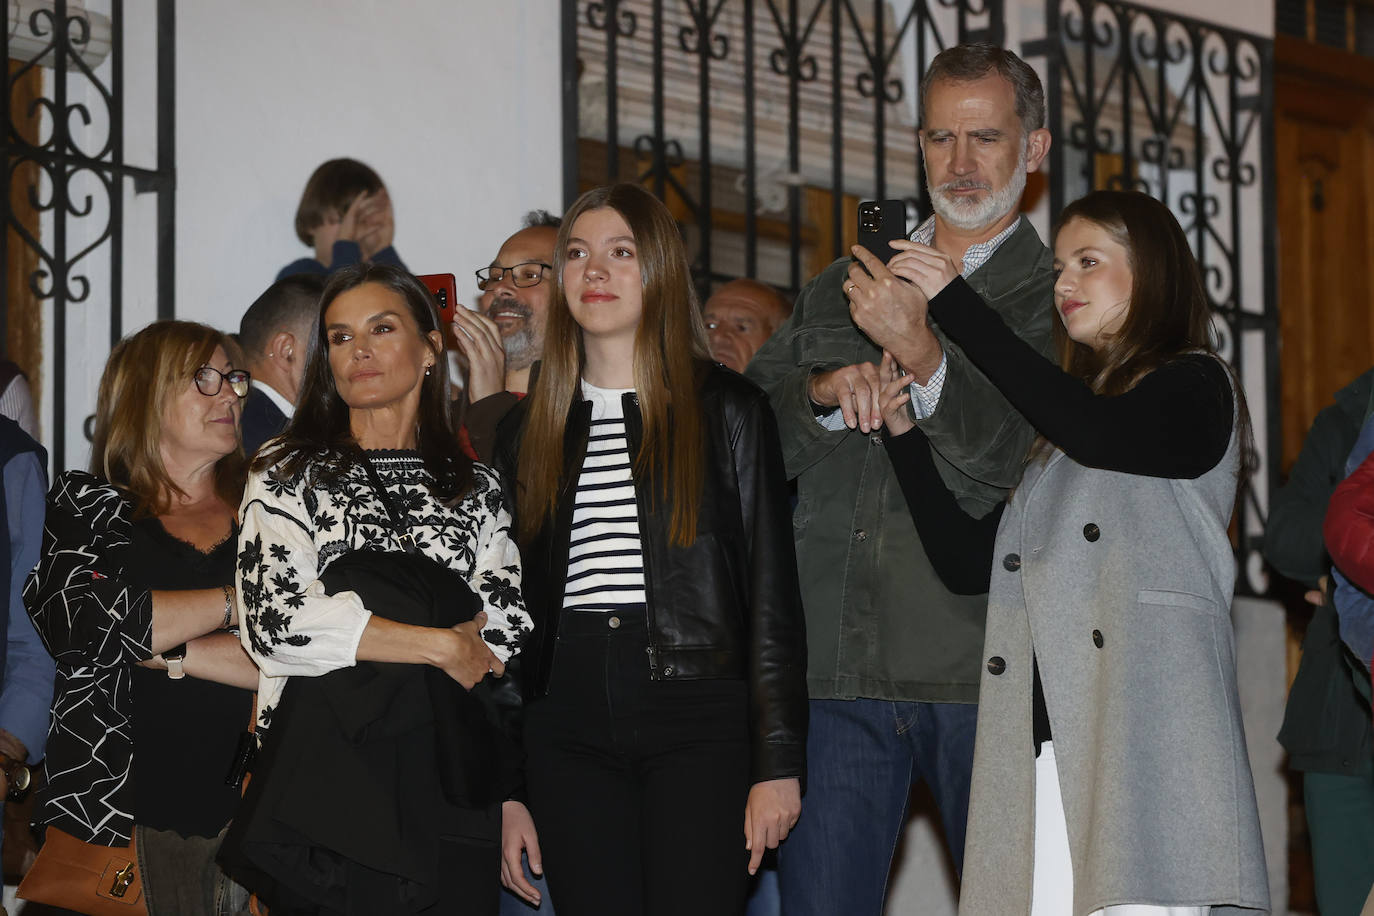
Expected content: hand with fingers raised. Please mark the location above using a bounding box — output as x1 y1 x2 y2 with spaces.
450 305 508 403
877 350 916 437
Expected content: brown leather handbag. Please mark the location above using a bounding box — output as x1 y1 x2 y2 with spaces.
16 824 146 914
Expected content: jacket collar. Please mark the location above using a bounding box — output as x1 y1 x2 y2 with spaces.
964 217 1054 303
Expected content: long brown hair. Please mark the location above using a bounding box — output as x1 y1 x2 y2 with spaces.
90 320 247 517
254 263 473 504
1043 190 1252 465
516 183 710 546
1054 191 1215 394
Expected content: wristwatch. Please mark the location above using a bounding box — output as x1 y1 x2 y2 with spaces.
0 751 32 801
164 643 187 680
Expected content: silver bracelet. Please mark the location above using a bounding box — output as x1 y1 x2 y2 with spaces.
221 584 234 629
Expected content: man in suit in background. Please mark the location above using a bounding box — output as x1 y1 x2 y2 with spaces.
238 273 325 455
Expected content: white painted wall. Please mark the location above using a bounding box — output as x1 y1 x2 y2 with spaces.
174 1 564 336
41 0 564 472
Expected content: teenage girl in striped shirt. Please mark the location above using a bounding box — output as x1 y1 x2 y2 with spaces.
495 183 809 916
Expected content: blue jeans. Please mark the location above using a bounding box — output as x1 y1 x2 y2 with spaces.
778 698 977 916
499 868 554 914
745 864 780 916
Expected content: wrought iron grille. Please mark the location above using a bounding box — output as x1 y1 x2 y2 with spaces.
561 0 1278 593
562 0 1005 298
1023 0 1277 596
2 0 176 471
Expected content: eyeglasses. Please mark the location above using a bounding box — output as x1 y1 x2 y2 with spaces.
194 366 251 398
475 261 552 290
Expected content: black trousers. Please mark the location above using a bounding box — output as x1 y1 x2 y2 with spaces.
524 608 751 916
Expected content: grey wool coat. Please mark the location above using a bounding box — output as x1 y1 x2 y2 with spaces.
958 418 1269 916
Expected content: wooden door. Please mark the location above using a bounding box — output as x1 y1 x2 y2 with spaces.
1275 36 1374 471
5 60 44 428
1274 35 1374 912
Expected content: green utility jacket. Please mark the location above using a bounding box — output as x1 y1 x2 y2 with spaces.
1267 367 1374 775
745 218 1055 703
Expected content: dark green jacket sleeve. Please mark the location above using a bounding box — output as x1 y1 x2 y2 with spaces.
915 222 1057 490
744 258 867 481
1264 403 1359 587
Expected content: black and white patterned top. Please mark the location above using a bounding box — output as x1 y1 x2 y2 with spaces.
237 450 532 736
23 472 156 845
563 382 646 611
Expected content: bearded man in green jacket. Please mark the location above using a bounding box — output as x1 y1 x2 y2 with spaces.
745 42 1056 915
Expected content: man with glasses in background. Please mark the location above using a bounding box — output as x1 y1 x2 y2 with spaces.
451 210 561 463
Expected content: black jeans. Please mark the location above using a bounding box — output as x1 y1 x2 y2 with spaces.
524 608 751 916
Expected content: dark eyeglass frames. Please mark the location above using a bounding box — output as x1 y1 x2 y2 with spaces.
194 366 251 399
475 261 552 290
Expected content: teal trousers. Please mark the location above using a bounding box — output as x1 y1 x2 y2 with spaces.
1305 770 1374 916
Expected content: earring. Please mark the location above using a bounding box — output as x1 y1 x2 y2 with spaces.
425 365 433 376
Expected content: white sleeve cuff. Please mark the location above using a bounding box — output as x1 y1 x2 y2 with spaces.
909 353 948 420
815 408 849 431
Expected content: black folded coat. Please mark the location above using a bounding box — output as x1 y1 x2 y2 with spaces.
219 549 523 915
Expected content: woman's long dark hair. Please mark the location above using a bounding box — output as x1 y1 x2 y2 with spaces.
1043 189 1253 469
254 263 473 503
516 183 711 547
1055 190 1213 395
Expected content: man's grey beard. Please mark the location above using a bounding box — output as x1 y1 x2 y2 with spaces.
487 297 540 370
503 327 538 371
927 141 1028 231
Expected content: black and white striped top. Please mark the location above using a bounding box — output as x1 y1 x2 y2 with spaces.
563 381 647 612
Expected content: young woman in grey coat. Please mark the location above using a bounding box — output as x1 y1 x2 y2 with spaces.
862 190 1268 915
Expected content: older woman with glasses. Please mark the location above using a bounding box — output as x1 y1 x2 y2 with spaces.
23 319 259 913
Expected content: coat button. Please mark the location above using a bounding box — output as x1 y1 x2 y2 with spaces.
871 434 883 446
855 529 868 542
662 666 674 677
608 616 621 629
987 656 1006 675
1002 553 1021 572
1092 629 1104 648
1083 523 1100 542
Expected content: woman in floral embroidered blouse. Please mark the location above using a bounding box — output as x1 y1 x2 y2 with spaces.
227 263 532 914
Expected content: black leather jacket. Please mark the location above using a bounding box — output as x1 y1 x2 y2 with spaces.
495 362 808 785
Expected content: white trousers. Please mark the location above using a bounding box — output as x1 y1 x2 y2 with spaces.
1030 741 1209 916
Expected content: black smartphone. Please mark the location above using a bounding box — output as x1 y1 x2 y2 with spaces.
856 200 908 271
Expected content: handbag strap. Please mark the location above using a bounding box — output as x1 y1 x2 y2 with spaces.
358 453 420 555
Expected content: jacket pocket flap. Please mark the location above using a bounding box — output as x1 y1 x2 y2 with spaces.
1137 588 1217 615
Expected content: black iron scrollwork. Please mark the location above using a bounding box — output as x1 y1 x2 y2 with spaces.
587 0 638 37
680 0 730 59
1038 0 1275 594
3 0 176 471
569 0 1006 297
